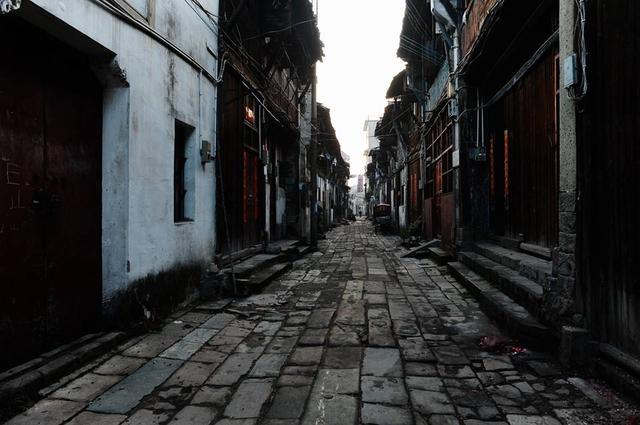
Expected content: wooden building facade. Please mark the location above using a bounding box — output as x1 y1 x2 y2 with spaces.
576 0 640 381
217 0 323 257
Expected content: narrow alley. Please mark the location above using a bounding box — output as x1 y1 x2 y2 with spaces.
4 220 637 425
2 0 640 423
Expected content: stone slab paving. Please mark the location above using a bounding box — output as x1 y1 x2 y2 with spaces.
4 220 639 425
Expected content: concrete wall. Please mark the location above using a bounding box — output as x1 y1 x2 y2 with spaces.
25 0 220 309
545 0 579 325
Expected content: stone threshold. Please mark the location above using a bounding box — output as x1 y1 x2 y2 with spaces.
0 332 125 405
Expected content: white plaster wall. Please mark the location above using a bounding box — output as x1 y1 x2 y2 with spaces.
27 0 220 304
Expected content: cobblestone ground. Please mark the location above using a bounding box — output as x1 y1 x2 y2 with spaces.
6 220 639 425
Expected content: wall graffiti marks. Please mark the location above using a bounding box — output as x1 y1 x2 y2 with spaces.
1 157 30 235
6 162 20 185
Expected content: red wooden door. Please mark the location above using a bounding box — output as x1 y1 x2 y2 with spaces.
488 50 559 248
217 76 265 255
0 17 102 368
243 149 262 248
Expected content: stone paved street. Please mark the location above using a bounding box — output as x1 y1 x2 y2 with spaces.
6 220 638 425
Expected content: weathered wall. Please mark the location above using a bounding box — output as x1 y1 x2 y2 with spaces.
545 0 578 326
298 93 312 240
24 0 220 309
461 0 502 56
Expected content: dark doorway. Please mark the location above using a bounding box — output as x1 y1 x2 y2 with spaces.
0 16 103 368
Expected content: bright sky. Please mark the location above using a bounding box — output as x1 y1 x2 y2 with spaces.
316 0 406 186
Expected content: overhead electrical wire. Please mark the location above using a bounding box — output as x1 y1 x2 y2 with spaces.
400 35 443 62
568 0 588 100
183 0 219 36
406 1 430 35
190 0 219 19
244 18 318 41
400 35 444 64
404 6 426 36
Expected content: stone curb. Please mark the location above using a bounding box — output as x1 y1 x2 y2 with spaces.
0 332 126 404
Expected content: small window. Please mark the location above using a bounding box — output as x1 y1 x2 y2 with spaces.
174 120 195 223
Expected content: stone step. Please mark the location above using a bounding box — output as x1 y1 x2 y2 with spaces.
247 262 292 293
267 239 303 260
427 246 453 266
222 253 288 279
473 241 552 286
447 262 550 349
216 244 263 267
458 251 543 317
298 244 315 257
0 332 126 403
595 351 640 404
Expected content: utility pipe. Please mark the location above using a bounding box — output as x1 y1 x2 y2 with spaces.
309 64 318 248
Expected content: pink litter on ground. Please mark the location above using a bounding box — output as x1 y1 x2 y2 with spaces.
479 336 526 355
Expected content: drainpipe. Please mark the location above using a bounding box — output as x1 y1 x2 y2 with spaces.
431 0 462 245
453 31 460 151
452 28 462 246
309 65 318 248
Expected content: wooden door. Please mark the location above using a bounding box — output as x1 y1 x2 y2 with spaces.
0 17 102 368
217 73 264 255
243 149 261 248
434 161 443 238
425 106 454 242
578 0 640 359
488 49 559 248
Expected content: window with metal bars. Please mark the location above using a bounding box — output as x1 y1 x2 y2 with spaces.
174 120 195 222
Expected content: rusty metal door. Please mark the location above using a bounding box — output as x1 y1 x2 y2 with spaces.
0 17 102 368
